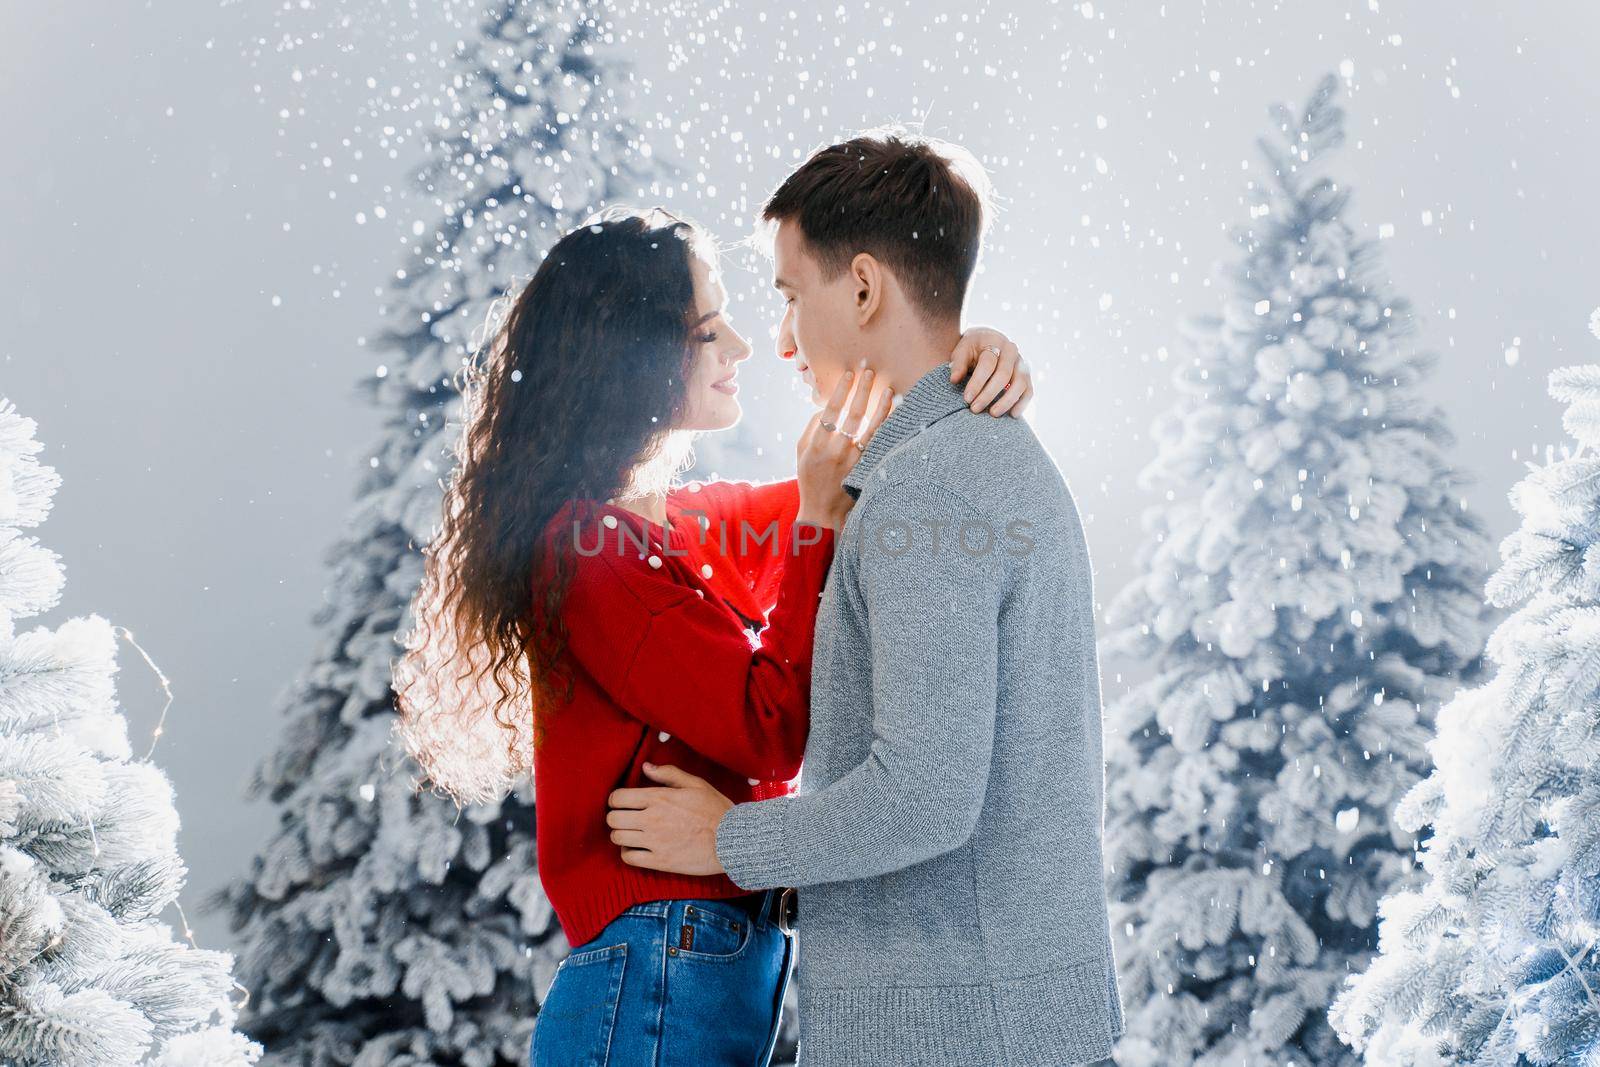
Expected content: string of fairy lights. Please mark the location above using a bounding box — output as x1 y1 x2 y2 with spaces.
113 623 253 1014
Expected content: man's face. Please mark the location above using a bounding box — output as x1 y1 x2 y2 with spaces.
771 219 861 406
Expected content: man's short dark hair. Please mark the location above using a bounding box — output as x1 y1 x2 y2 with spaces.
763 128 991 323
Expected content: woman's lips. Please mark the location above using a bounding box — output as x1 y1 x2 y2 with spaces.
712 375 739 395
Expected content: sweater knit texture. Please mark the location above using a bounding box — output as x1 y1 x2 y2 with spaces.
533 478 831 949
716 363 1126 1066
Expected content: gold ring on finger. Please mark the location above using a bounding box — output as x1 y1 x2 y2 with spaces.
820 419 837 432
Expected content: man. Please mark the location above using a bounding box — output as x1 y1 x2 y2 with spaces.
605 129 1125 1066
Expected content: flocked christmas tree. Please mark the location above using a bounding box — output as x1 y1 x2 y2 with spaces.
1101 74 1493 1066
1330 329 1600 1064
0 399 262 1066
203 2 664 1063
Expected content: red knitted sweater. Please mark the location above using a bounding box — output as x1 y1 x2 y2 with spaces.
531 477 834 949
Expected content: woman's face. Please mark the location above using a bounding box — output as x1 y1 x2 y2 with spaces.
678 253 753 432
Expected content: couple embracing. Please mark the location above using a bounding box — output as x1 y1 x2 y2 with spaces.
412 128 1125 1067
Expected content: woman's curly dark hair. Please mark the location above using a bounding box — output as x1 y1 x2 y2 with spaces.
393 206 711 805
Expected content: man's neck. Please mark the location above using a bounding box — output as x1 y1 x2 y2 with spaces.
872 319 962 396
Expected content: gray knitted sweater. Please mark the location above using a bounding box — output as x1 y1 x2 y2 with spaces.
715 363 1125 1066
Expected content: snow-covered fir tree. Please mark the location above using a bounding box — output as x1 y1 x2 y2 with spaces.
1330 343 1600 1064
1101 74 1493 1066
0 399 261 1067
203 3 667 1063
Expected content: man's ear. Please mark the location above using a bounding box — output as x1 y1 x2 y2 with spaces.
850 252 884 326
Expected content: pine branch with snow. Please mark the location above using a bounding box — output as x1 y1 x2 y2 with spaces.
1102 74 1493 1066
0 399 261 1066
1329 347 1600 1063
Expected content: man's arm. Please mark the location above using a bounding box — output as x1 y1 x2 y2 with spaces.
713 478 1003 889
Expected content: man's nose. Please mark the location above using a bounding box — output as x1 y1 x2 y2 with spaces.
775 316 796 361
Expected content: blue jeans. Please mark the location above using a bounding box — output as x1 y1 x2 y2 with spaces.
530 890 795 1067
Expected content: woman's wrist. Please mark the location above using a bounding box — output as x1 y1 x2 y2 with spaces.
795 509 845 533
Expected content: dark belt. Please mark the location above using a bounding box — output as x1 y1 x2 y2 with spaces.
728 887 797 934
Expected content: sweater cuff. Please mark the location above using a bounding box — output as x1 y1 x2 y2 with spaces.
715 796 796 890
789 520 835 560
777 523 834 606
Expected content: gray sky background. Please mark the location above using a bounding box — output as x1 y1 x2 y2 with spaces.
3 0 1596 955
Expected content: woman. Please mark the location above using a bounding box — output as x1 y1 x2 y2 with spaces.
393 206 1030 1066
